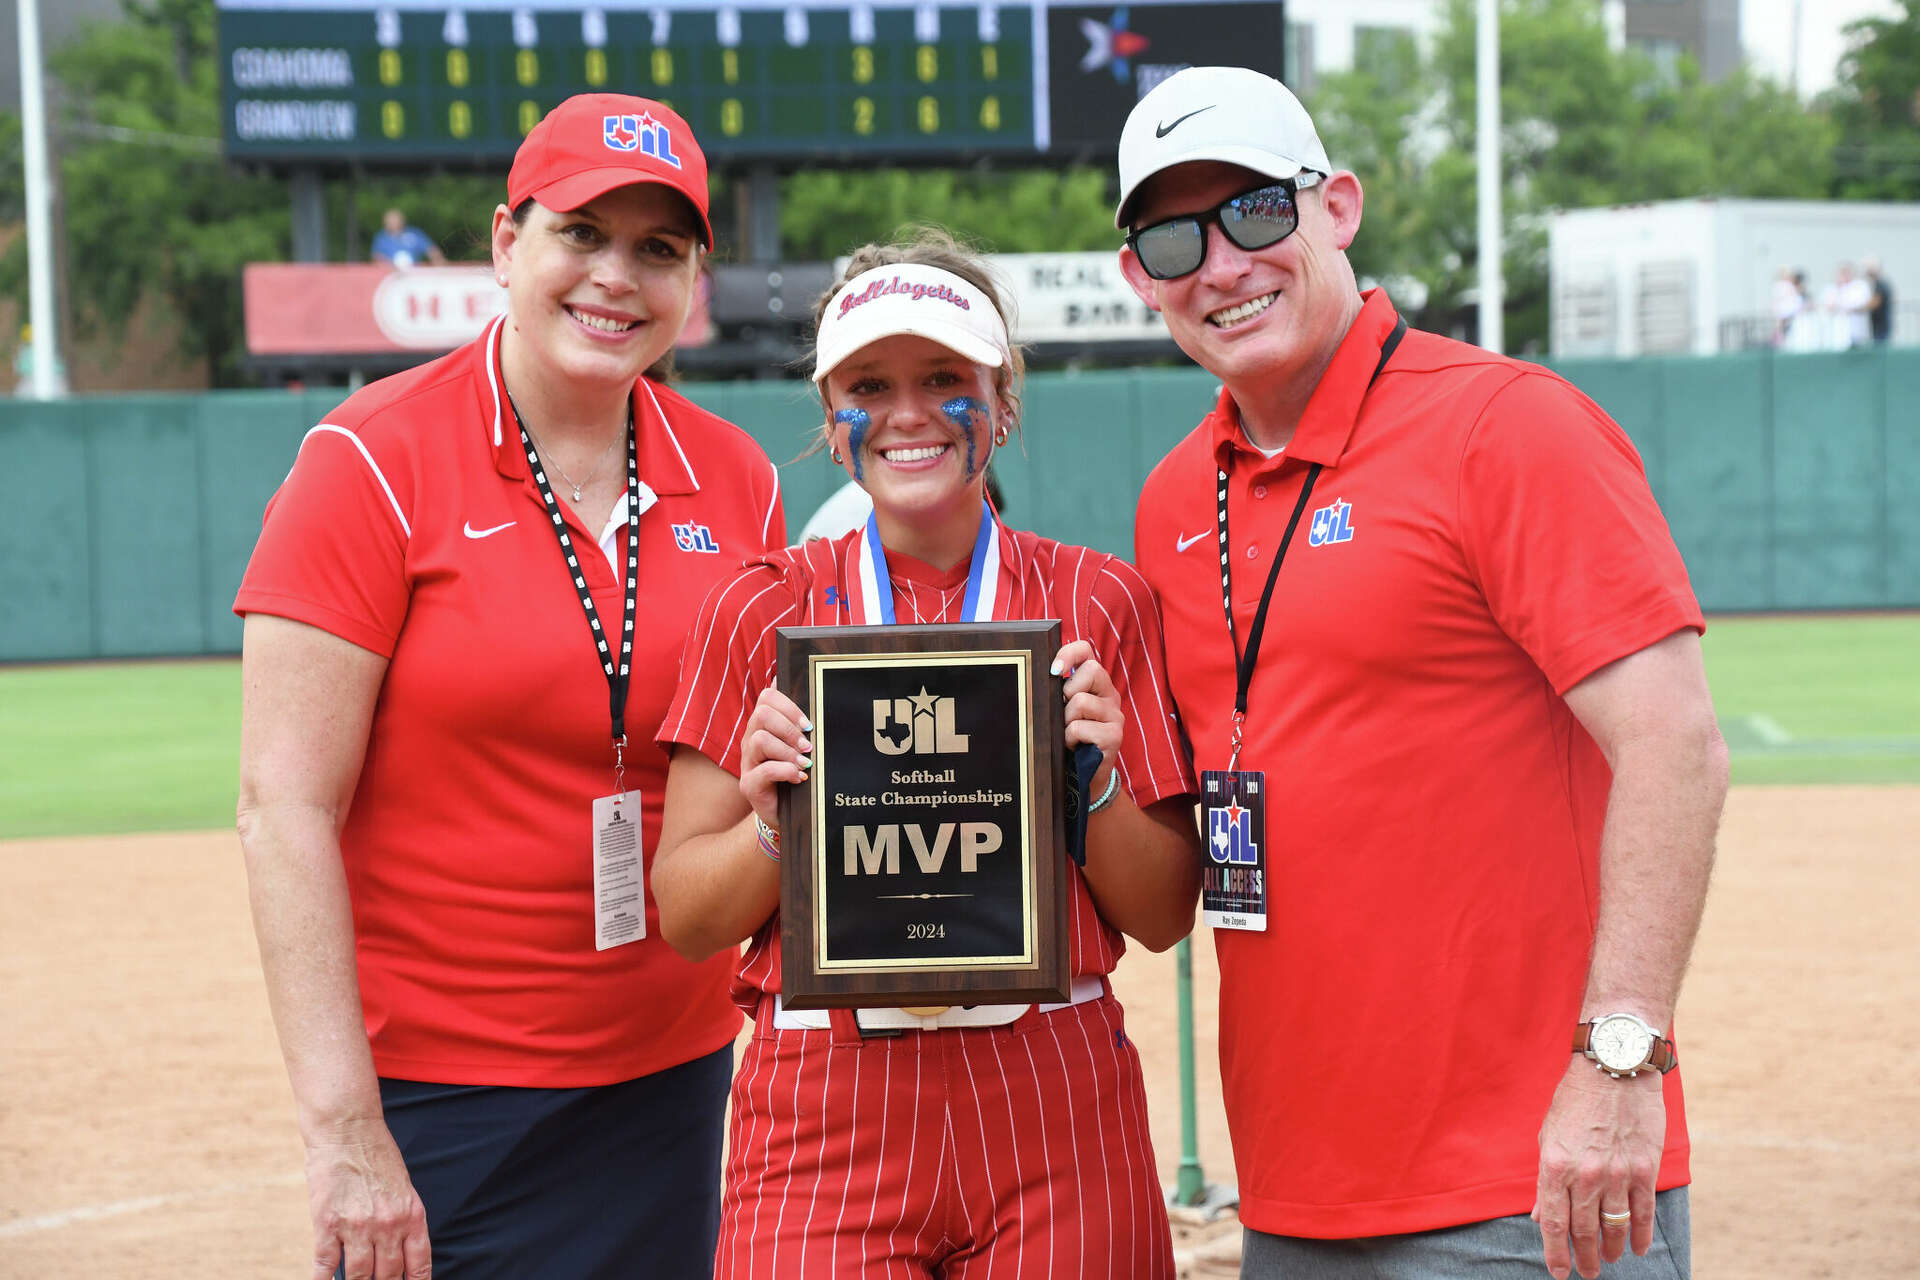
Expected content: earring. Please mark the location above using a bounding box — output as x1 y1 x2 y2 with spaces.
993 425 1009 445
831 447 844 464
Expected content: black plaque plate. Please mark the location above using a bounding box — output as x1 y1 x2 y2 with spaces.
776 621 1070 1009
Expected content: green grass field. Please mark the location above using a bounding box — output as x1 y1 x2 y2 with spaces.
1702 615 1920 784
1 615 1915 840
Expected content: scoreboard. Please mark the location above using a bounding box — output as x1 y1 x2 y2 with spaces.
217 0 1285 164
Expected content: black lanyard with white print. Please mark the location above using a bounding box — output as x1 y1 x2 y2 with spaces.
512 398 640 792
1217 315 1406 770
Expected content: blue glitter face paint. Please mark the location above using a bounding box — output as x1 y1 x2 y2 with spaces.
941 396 989 478
833 408 870 482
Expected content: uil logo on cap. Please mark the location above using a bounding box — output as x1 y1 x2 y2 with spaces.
602 113 682 169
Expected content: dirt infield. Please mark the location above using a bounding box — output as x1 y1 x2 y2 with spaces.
3 786 1915 1277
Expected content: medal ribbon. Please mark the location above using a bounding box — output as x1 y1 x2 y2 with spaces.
853 498 1002 626
1219 315 1406 771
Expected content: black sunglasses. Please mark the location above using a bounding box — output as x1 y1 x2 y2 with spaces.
1127 173 1326 281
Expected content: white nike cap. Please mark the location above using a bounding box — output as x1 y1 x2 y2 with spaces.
813 262 1010 385
1114 66 1331 229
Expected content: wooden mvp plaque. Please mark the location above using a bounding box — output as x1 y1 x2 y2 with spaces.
775 621 1071 1010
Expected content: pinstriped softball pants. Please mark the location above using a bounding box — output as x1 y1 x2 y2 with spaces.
716 993 1176 1279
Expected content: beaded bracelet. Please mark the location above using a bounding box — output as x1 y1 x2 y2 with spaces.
753 814 782 862
1086 766 1122 815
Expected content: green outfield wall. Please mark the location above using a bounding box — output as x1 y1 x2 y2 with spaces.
1 348 1915 662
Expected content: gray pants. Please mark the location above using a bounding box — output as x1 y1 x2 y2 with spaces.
1241 1187 1689 1279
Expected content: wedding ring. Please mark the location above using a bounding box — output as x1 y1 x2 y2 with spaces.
1601 1210 1633 1225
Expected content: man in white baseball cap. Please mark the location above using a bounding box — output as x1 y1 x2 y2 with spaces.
1121 65 1722 1280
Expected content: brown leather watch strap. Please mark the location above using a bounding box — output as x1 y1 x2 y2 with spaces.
1647 1034 1678 1074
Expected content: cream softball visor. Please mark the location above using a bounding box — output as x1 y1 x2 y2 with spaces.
812 263 1010 384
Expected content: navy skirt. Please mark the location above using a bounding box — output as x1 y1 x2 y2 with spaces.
374 1045 731 1279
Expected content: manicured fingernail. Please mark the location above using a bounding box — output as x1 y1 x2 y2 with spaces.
799 754 813 768
1049 659 1062 676
801 717 813 733
798 737 813 753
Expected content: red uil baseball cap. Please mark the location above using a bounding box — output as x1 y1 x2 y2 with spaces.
508 93 712 247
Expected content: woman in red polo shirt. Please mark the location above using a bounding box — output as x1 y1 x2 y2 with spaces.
652 231 1203 1277
233 96 784 1279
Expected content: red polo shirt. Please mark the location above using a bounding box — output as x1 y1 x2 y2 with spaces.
1135 291 1702 1237
235 317 785 1087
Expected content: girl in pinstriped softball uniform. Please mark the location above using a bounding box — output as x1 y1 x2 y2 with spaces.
653 230 1203 1278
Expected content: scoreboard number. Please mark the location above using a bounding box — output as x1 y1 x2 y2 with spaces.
218 1 1285 163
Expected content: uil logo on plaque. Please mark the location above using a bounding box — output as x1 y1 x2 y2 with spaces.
873 688 969 755
775 622 1071 1009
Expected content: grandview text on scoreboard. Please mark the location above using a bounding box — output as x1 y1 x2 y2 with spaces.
216 1 1285 164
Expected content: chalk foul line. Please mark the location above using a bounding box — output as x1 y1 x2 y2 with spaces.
0 1171 303 1238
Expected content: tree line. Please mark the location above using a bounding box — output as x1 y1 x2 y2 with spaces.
1 0 1915 383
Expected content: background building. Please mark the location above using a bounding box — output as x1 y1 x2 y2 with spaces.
1620 0 1743 81
1549 197 1919 356
1282 0 1746 95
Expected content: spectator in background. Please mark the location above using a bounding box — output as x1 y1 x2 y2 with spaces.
370 206 447 268
1770 266 1802 346
1783 270 1821 352
1865 258 1894 346
1836 263 1873 349
12 323 66 393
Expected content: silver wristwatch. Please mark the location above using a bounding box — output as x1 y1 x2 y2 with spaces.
1573 1012 1678 1078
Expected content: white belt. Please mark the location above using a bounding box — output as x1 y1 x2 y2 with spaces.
770 975 1107 1033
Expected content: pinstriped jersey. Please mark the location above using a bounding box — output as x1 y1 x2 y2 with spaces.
660 524 1196 1010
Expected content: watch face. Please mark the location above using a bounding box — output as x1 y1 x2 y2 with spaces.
1592 1016 1655 1072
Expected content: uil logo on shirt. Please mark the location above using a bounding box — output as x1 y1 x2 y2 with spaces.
1207 799 1260 866
873 687 969 756
1307 499 1356 547
671 521 720 553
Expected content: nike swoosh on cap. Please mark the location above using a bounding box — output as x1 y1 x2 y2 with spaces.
1175 531 1209 553
463 520 517 539
1155 105 1216 139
